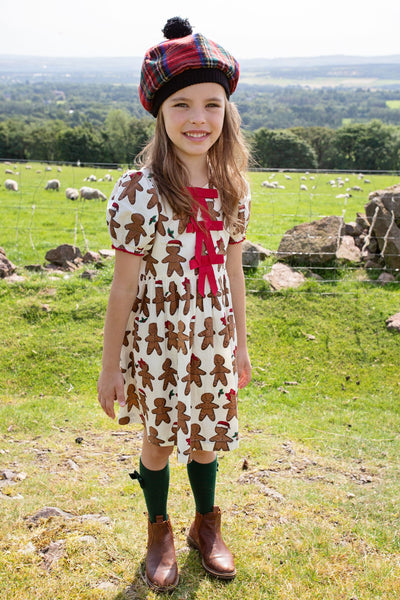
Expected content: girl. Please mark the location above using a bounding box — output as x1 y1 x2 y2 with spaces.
97 17 252 593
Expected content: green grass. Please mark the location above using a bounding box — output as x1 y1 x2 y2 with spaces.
1 164 400 599
386 100 400 109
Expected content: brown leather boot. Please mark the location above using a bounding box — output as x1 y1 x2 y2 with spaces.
187 506 236 579
144 515 179 592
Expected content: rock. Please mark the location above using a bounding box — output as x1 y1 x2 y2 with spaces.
277 216 344 266
0 247 16 278
99 249 115 258
386 313 400 332
336 235 362 263
45 244 82 267
242 240 261 268
25 506 75 524
264 262 306 290
81 270 97 280
378 272 395 285
365 185 400 270
82 250 101 263
41 540 65 571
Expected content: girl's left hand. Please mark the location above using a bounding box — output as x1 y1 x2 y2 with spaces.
237 347 252 389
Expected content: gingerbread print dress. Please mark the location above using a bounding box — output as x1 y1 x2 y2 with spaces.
107 168 251 463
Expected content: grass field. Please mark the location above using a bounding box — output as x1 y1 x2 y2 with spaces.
1 163 400 599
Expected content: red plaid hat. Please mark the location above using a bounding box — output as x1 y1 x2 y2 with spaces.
139 17 240 117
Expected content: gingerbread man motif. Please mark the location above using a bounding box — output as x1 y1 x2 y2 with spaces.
189 423 206 451
145 323 163 355
147 425 164 446
143 252 159 276
210 421 233 451
118 171 144 205
198 316 215 350
222 389 237 421
181 278 194 315
210 354 230 387
182 354 206 395
165 281 180 315
162 240 186 276
195 393 218 421
108 207 121 240
177 401 190 435
176 320 189 354
165 321 178 351
152 281 165 315
152 398 172 426
124 213 146 246
158 358 178 390
138 359 155 391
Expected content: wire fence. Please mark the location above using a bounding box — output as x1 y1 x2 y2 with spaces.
1 159 400 293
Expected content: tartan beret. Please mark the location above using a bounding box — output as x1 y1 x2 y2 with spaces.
139 19 240 117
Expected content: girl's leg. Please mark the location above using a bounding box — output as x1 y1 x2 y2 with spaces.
140 429 174 523
187 450 236 580
137 430 178 593
186 450 217 515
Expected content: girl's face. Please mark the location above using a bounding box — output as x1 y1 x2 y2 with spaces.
161 82 226 166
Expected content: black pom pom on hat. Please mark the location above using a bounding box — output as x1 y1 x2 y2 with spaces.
162 17 193 39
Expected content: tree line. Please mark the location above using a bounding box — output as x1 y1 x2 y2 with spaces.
2 112 400 171
2 80 400 170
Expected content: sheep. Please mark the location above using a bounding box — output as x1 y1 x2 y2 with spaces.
300 184 308 191
5 179 18 191
261 181 278 189
284 174 292 180
65 187 79 200
79 186 107 201
364 178 371 184
45 166 52 172
352 186 363 192
104 173 113 182
84 174 97 182
5 169 13 175
45 179 61 191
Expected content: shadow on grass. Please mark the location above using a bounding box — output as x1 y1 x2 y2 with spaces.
112 548 236 599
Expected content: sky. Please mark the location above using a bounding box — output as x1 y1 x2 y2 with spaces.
2 0 400 60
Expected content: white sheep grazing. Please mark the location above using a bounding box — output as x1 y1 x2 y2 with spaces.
84 174 97 182
5 179 18 191
79 186 107 201
65 187 79 200
45 179 61 191
262 181 278 189
104 173 113 181
352 186 363 192
284 174 292 180
300 184 308 191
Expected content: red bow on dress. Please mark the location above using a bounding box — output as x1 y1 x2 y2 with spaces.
187 187 224 297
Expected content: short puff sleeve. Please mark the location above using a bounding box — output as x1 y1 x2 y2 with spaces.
106 170 159 256
228 184 251 244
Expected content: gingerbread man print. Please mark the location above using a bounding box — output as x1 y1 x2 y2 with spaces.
118 171 144 205
161 240 186 276
145 323 163 355
195 393 218 421
152 398 172 426
210 354 230 387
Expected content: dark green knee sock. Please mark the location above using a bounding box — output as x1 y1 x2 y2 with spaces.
187 458 218 515
139 458 170 523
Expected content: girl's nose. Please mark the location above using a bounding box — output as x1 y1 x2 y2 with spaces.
189 109 206 124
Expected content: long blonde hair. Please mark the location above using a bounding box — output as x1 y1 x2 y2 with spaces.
136 98 249 229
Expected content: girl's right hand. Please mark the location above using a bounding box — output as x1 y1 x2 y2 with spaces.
97 369 126 420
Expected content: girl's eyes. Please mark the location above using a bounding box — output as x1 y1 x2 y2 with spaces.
172 102 222 109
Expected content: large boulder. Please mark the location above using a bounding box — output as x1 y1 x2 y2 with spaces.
365 184 400 270
277 216 344 266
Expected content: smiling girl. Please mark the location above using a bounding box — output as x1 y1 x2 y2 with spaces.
97 17 251 592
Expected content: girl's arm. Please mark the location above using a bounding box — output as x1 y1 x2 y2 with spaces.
226 242 252 389
97 251 142 419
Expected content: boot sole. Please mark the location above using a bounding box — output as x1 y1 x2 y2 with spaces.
187 535 236 580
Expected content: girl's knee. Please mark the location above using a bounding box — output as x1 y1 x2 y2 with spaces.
141 435 174 469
